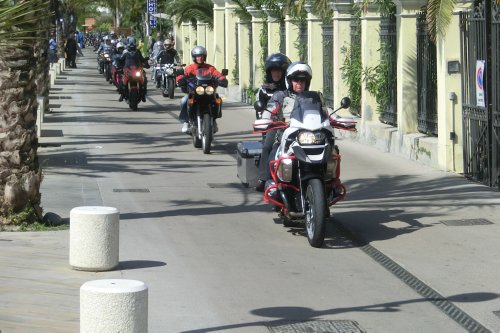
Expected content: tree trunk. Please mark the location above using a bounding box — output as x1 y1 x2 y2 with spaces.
0 45 42 223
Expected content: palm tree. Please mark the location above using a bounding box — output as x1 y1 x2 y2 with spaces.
165 0 214 29
0 0 51 223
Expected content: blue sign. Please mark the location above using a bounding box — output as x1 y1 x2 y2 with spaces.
147 0 157 28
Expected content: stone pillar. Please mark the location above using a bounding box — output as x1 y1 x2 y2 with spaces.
394 0 425 135
181 22 192 64
263 6 282 54
304 4 324 92
237 19 252 100
358 0 382 122
330 1 353 109
285 14 300 61
172 18 183 61
225 1 239 83
212 0 226 69
197 23 208 49
436 0 473 172
246 6 265 88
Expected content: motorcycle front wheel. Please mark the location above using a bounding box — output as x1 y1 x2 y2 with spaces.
162 76 168 97
168 77 175 99
202 113 212 154
129 89 139 111
305 178 326 248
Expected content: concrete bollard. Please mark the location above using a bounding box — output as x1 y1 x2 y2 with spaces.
80 279 148 333
36 96 44 137
70 206 119 271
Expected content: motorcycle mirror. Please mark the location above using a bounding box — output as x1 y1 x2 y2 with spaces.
330 97 352 115
254 100 265 112
340 97 351 109
221 69 229 76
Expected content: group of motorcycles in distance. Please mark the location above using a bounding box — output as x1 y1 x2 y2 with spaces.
94 35 184 111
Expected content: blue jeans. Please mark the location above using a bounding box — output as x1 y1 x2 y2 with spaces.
179 94 189 122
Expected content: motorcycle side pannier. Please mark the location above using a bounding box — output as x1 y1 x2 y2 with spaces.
236 141 262 188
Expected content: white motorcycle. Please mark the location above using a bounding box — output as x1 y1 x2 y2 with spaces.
254 92 354 248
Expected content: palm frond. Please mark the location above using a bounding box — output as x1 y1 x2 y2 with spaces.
0 0 51 45
426 0 457 42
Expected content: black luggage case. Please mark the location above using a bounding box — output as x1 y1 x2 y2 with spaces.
236 141 262 188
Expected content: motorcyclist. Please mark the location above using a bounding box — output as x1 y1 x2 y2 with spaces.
255 61 313 192
119 41 150 102
96 37 112 73
254 53 291 119
112 42 126 101
176 45 228 134
154 39 181 88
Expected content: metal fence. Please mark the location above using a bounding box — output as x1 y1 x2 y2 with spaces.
378 14 398 126
460 0 499 188
416 11 438 136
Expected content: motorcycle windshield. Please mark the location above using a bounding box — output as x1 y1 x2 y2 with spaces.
196 68 213 82
289 91 329 129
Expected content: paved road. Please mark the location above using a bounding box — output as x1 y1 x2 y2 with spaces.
1 50 499 333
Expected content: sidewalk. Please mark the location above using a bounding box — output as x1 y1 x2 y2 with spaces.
1 49 500 333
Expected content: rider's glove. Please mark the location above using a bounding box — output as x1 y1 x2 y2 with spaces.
218 78 228 88
177 76 187 87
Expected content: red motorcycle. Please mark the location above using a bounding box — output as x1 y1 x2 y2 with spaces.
122 65 147 111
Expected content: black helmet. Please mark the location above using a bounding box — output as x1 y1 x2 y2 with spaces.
127 43 136 52
191 45 207 63
285 61 312 92
264 53 291 83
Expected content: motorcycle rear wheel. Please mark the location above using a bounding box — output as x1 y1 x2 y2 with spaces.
305 178 326 248
202 113 212 154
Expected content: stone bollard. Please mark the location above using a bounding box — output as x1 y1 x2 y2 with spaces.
36 96 44 137
80 279 148 333
70 206 119 271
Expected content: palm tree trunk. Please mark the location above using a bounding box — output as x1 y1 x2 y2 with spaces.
0 44 42 223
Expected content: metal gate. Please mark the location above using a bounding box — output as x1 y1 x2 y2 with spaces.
460 0 499 189
416 11 438 136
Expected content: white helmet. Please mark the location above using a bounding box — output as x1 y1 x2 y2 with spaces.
116 42 125 50
285 61 312 92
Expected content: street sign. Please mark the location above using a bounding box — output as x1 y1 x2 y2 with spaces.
147 0 157 28
476 60 485 107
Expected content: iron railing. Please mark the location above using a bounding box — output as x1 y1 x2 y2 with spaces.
378 14 398 126
416 11 438 136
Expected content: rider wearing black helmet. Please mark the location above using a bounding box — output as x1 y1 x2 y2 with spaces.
255 61 313 191
119 41 149 102
254 53 291 118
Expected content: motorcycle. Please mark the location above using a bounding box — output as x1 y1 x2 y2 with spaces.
123 65 147 111
184 67 228 154
99 49 112 82
159 63 184 99
253 93 355 248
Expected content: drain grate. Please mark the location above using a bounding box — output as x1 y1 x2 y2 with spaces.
440 218 493 226
113 189 150 193
268 320 366 333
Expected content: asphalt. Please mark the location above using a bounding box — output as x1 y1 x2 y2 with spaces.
1 49 500 333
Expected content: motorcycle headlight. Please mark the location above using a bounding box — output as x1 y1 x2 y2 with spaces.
297 131 326 145
104 54 110 58
135 71 142 78
205 86 215 95
166 68 174 75
195 86 205 95
277 158 293 182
